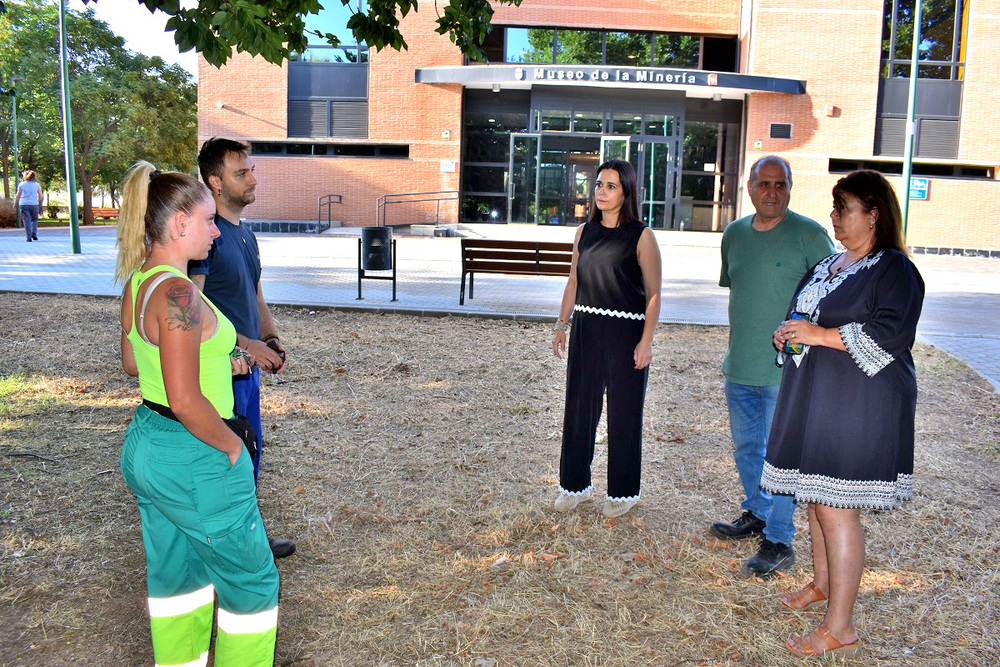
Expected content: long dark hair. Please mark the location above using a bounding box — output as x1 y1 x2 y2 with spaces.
588 159 642 228
832 170 907 255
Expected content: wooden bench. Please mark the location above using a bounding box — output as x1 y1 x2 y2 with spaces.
460 238 573 305
91 207 119 219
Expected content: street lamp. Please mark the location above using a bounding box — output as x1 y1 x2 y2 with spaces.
9 76 22 196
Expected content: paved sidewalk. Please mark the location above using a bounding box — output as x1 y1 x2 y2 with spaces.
1 224 997 391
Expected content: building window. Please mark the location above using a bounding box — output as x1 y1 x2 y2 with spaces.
291 1 369 62
875 0 967 158
498 28 709 69
287 2 370 139
880 0 968 80
460 92 530 223
251 142 408 158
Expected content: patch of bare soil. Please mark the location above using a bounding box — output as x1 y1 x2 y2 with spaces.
1 293 998 666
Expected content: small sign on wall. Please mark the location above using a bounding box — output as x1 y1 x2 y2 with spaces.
909 177 930 200
440 160 456 173
753 139 763 151
441 129 451 141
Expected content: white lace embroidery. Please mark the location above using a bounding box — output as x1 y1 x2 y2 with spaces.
558 484 593 497
794 251 882 314
761 462 913 510
574 304 645 320
840 322 895 377
784 251 885 369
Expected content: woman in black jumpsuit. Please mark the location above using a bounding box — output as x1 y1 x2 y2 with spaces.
551 159 662 518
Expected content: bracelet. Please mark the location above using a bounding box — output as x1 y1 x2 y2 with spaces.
553 323 570 332
261 334 279 344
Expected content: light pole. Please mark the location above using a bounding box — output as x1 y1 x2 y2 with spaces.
900 0 923 240
9 76 22 201
57 0 80 253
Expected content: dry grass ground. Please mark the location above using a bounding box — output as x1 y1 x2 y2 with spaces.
1 293 998 667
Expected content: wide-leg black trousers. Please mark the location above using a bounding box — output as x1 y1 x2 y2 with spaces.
559 311 648 500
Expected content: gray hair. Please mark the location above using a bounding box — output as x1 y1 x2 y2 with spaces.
748 155 792 188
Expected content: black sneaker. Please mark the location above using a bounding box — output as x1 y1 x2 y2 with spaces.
709 510 766 540
269 537 296 559
742 538 795 578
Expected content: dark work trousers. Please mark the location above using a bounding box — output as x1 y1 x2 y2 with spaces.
559 311 648 501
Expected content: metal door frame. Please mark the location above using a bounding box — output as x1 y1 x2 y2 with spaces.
507 132 542 224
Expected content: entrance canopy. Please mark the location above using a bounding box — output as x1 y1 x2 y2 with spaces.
415 64 806 99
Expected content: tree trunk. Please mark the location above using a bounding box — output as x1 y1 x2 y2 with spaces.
1 146 10 200
80 173 94 226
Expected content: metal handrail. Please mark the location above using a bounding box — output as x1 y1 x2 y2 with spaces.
318 194 343 228
375 190 459 227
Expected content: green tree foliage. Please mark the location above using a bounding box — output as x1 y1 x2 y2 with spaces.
109 0 520 67
1 0 196 222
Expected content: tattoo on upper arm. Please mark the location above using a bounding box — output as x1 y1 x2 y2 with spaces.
165 284 202 331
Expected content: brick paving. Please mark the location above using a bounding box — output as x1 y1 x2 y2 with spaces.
1 224 996 391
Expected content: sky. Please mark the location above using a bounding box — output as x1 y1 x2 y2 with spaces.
66 0 199 80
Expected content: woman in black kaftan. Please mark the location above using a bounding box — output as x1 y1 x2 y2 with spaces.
762 170 924 657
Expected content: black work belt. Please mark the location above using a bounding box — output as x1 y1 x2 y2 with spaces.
142 398 180 422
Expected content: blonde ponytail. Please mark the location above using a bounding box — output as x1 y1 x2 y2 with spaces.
115 161 156 284
114 161 211 284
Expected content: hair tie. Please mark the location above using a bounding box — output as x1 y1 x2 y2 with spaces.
150 169 162 181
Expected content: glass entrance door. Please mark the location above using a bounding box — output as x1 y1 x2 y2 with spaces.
636 139 679 229
507 133 541 223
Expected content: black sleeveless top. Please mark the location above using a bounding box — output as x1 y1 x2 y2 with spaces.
575 221 647 317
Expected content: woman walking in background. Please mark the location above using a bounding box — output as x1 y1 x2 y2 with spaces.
764 170 924 656
551 159 662 519
115 161 279 666
14 170 43 241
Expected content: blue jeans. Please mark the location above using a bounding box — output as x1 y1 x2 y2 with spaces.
724 380 796 546
233 367 263 484
20 205 38 238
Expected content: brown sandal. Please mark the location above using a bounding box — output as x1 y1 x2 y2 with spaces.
780 581 827 611
787 622 860 657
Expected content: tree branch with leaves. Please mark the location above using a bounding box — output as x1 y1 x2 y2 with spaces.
88 0 520 67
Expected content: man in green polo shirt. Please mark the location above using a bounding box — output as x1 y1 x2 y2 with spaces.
712 155 834 577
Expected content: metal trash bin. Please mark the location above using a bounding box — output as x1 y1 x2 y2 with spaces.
361 226 392 271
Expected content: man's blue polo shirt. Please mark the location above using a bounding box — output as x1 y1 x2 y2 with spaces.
189 214 262 339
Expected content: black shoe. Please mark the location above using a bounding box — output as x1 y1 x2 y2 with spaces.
709 510 766 540
742 538 795 578
26 237 31 242
269 537 296 559
31 234 38 240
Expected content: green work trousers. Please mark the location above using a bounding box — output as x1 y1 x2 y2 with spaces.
121 406 280 667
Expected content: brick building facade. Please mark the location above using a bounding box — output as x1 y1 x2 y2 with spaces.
197 0 1000 251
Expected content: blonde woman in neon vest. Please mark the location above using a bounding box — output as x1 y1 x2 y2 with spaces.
115 161 279 667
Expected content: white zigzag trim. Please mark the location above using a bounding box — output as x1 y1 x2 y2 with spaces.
761 462 913 510
557 484 593 497
840 322 894 377
605 492 641 502
574 304 645 320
